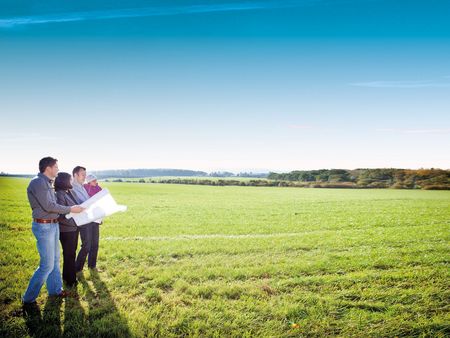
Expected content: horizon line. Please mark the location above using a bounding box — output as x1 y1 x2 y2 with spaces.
2 166 450 176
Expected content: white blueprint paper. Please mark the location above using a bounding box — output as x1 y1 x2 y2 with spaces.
65 188 127 226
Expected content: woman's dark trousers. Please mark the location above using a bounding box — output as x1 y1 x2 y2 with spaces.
60 229 79 286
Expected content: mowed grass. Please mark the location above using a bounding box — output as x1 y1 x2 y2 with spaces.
1 177 449 337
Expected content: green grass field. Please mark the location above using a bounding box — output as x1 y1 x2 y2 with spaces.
1 177 449 337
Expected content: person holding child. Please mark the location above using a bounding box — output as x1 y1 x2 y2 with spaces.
84 174 102 197
72 166 101 272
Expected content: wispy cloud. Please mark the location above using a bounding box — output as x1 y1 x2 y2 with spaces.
0 1 321 28
0 132 61 149
288 124 313 129
350 80 450 88
0 132 60 142
376 128 450 134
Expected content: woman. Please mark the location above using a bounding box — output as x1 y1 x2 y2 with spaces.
54 172 80 287
83 174 102 197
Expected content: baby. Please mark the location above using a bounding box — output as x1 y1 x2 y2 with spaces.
84 174 102 197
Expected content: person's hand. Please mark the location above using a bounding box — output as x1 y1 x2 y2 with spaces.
70 205 85 213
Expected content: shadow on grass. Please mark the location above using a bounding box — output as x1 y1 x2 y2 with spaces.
77 270 132 337
23 297 63 338
24 271 131 337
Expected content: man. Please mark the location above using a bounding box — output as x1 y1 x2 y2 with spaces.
22 157 84 306
72 166 100 271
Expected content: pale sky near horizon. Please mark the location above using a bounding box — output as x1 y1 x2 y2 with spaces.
1 0 449 174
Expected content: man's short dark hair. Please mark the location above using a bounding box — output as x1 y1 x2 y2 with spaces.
54 172 73 191
39 157 57 173
72 166 86 176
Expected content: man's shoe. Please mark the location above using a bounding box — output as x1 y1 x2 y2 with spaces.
59 290 79 299
89 267 102 272
48 290 71 299
22 300 40 316
22 299 37 306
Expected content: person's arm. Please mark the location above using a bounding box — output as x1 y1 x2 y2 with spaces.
71 205 84 213
30 180 81 214
56 192 79 225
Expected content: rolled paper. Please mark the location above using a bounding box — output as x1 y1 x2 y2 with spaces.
66 188 127 226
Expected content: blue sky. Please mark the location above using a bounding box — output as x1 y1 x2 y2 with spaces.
1 0 449 174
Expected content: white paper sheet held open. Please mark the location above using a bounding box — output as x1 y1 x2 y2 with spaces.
65 188 127 226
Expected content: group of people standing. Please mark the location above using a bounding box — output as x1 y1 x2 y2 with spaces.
22 157 103 306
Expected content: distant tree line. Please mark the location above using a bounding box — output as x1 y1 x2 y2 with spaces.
91 169 208 179
208 172 268 178
92 169 269 179
3 168 449 190
0 172 33 178
268 168 450 190
236 172 269 178
209 171 235 177
105 169 450 190
151 178 280 187
1 169 268 179
105 168 450 190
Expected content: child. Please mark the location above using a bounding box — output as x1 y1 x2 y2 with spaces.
84 174 102 197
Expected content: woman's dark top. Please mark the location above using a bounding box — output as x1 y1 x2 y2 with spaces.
56 190 80 232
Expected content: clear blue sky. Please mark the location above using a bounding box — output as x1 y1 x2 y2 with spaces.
1 0 449 174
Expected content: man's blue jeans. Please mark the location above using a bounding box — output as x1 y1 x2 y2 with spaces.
22 222 63 303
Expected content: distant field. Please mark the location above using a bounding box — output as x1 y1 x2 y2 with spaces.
1 177 449 337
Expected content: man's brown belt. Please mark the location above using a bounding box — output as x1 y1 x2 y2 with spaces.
33 218 58 224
